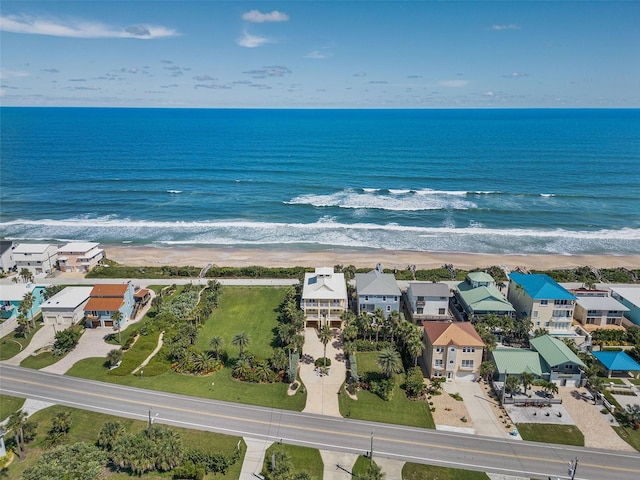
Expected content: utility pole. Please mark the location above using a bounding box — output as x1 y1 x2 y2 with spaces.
369 432 374 467
568 457 578 480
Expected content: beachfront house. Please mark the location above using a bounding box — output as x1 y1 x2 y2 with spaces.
422 321 484 381
57 242 105 273
507 272 576 337
0 241 16 273
0 283 47 322
41 286 93 328
492 334 585 386
404 282 451 323
355 268 401 318
609 286 640 327
453 272 514 322
11 243 58 276
300 267 348 329
572 288 628 333
84 283 135 329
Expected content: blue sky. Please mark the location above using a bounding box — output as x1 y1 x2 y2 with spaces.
1 1 638 108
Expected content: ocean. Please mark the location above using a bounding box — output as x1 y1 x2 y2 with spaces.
1 108 639 255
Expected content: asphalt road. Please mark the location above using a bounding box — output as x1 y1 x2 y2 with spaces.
1 364 639 479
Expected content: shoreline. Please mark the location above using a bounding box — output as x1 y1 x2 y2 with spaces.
104 245 640 271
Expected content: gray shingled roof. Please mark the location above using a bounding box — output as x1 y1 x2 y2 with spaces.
355 270 401 296
408 282 450 297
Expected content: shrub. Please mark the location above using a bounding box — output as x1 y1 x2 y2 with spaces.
404 367 426 399
314 357 332 367
369 378 395 401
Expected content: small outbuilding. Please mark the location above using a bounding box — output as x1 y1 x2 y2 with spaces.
592 350 640 379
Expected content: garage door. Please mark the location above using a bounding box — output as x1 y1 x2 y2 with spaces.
456 372 476 381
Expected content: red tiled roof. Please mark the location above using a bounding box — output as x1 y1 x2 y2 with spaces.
134 288 150 298
90 284 129 297
423 321 485 347
84 297 124 312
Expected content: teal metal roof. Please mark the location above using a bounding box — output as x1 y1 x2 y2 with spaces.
592 351 640 372
530 335 585 368
492 349 548 376
508 272 576 301
467 272 494 283
457 282 514 314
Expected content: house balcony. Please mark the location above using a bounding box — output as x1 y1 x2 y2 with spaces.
303 301 345 308
1 304 16 319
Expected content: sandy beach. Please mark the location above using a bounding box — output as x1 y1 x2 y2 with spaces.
105 245 640 271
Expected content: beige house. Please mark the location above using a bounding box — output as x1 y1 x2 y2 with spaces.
57 242 105 273
423 322 485 381
300 267 348 328
11 243 58 276
572 288 628 332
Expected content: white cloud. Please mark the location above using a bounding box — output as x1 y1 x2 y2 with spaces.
242 10 289 23
439 79 469 88
0 69 29 79
509 72 528 78
193 75 217 82
353 72 367 77
0 14 178 39
236 30 269 48
243 66 292 79
304 50 329 59
491 24 520 31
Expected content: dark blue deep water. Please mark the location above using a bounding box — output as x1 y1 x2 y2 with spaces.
1 108 639 254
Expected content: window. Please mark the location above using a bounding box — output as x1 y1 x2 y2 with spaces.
532 310 539 318
364 296 368 302
462 347 475 353
540 300 548 306
382 296 387 302
434 371 443 377
438 308 446 315
417 307 424 314
606 318 619 325
417 296 424 302
386 305 391 312
394 296 398 302
434 359 443 367
435 347 444 353
461 360 474 369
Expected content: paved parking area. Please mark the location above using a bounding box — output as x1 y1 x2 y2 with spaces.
505 403 573 425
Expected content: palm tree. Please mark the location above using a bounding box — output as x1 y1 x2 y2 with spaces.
254 362 273 383
376 347 403 378
232 332 250 357
269 348 288 371
20 291 36 329
405 335 423 367
7 409 29 458
373 308 385 343
479 361 496 382
520 371 535 394
110 310 123 343
504 376 520 398
106 348 122 367
97 420 125 451
191 350 215 374
232 358 252 380
19 268 33 283
209 335 225 359
318 323 333 367
16 312 30 336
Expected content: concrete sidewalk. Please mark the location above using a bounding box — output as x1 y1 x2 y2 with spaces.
240 438 273 479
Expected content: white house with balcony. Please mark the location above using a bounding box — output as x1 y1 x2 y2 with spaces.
11 243 58 276
300 267 348 329
571 288 628 333
57 242 105 273
404 282 451 323
508 272 577 337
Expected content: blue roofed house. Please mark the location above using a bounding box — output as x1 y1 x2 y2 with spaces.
592 350 640 379
508 272 577 337
355 268 401 318
454 272 514 322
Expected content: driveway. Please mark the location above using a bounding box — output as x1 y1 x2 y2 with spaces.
2 324 56 366
41 327 117 374
299 328 347 417
449 380 518 439
557 386 635 451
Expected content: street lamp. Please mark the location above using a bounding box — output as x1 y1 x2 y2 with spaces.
148 408 159 437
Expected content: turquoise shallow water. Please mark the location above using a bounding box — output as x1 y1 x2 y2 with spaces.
1 108 639 254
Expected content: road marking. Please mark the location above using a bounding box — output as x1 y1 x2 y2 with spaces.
2 374 639 475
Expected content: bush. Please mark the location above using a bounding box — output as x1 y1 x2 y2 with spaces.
348 353 359 383
404 367 426 399
314 357 332 367
369 378 395 401
53 327 83 356
352 339 394 352
173 461 205 480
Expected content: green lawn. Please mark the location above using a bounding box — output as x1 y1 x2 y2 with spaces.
402 462 490 479
0 394 25 422
613 426 640 452
516 423 584 446
4 404 245 479
195 286 286 358
0 323 44 360
262 443 324 479
19 350 65 370
600 377 625 385
109 330 162 376
67 356 306 411
338 352 435 429
628 378 640 386
351 455 377 477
